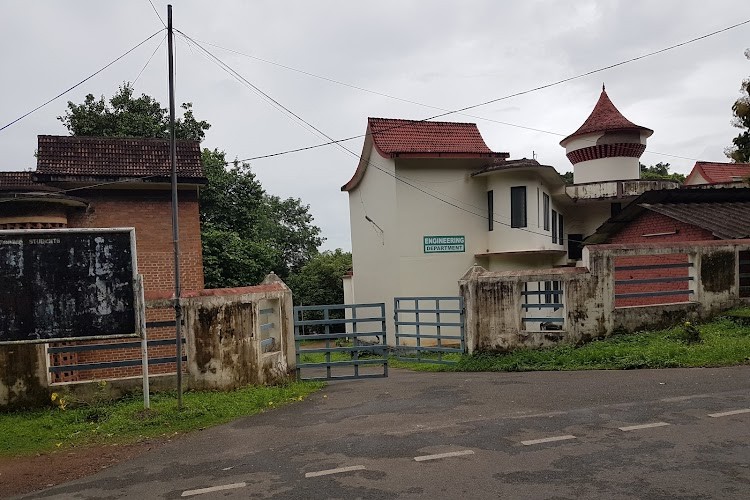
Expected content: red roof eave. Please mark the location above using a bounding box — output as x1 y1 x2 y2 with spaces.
341 118 508 192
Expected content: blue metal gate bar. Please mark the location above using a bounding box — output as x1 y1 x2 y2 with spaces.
294 303 387 381
394 296 465 365
48 337 186 374
520 281 566 331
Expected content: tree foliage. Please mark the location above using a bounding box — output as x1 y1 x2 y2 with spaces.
59 85 326 291
285 249 352 307
560 171 574 184
639 162 685 183
199 149 323 288
726 49 750 163
58 83 210 142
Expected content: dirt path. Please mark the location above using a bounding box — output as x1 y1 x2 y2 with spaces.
0 440 164 498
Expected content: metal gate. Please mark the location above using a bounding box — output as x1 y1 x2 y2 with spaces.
294 303 388 381
394 296 465 364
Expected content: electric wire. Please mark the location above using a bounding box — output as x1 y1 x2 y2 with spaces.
147 0 166 27
194 36 700 163
0 29 165 133
220 18 750 163
133 33 167 85
177 34 586 241
175 30 338 145
5 18 739 235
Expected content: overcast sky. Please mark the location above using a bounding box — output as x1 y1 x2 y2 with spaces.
1 1 749 251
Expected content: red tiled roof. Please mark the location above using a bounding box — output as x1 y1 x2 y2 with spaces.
36 135 204 179
0 171 59 192
685 161 750 185
560 89 653 146
341 117 508 191
368 117 505 157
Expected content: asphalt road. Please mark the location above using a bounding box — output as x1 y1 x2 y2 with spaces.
21 366 750 499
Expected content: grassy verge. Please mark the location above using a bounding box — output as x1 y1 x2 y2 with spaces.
0 381 323 457
396 308 750 373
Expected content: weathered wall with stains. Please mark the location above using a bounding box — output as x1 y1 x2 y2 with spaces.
0 343 48 408
460 239 750 353
1 274 296 407
179 273 295 391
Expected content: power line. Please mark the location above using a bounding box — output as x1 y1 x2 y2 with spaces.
176 34 586 242
193 36 696 162
175 30 335 144
0 29 165 133
219 18 750 163
147 0 166 27
133 33 167 85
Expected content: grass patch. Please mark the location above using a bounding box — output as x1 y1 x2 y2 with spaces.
394 308 750 373
0 381 323 457
389 352 463 371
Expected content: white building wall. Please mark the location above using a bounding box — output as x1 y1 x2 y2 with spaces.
567 132 647 184
566 202 614 240
394 162 489 300
485 173 566 255
684 171 708 185
346 145 400 340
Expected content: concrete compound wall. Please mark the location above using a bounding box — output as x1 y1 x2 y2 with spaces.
180 273 295 390
0 273 296 408
460 239 750 353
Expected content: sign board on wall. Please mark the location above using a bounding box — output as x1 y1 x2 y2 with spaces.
423 235 466 254
0 228 140 344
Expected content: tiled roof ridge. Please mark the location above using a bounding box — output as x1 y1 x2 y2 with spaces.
561 89 652 145
689 160 750 184
38 134 198 144
36 134 205 179
368 116 483 127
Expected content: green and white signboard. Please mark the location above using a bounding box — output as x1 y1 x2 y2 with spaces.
423 235 465 253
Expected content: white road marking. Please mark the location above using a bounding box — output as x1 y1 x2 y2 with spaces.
181 482 247 497
413 450 475 462
521 435 576 446
708 408 750 418
305 465 366 478
618 422 670 431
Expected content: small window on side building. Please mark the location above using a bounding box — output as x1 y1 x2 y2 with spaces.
551 209 558 243
487 190 494 231
511 186 527 228
543 193 550 231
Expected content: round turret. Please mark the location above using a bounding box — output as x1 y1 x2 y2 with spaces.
560 86 653 184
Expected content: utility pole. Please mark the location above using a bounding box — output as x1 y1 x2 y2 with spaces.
167 4 183 409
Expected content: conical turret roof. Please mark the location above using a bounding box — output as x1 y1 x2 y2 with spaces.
560 87 653 146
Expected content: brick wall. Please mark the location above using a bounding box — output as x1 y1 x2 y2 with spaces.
609 211 715 307
609 211 715 245
49 187 202 383
67 188 204 292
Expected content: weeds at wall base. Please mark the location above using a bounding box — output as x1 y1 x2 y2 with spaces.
0 381 323 457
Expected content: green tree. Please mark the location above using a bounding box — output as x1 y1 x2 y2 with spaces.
560 171 574 184
58 83 210 141
726 49 750 162
639 162 686 183
200 149 323 288
59 86 324 289
285 250 352 307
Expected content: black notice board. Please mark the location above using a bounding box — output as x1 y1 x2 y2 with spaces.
0 229 138 344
